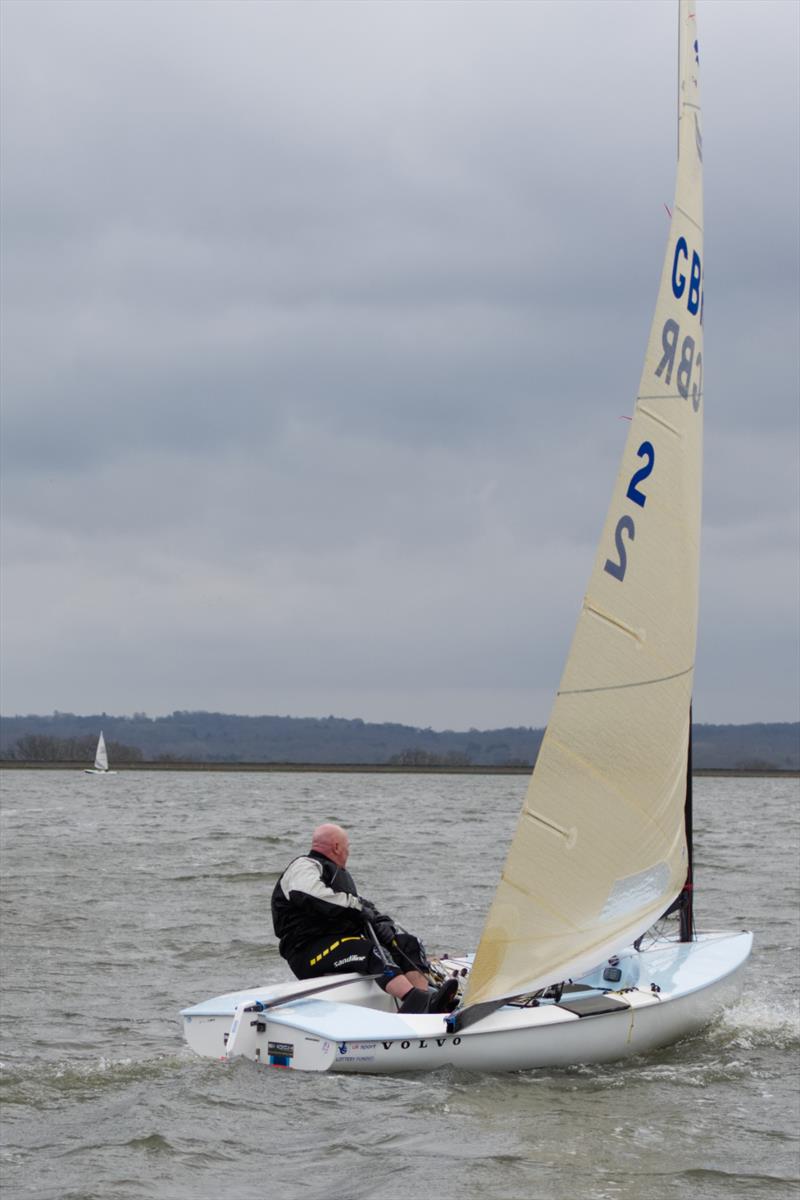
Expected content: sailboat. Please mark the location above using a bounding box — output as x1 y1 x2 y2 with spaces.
84 731 117 775
182 0 752 1073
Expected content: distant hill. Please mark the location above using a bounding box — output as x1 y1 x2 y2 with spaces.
0 711 798 770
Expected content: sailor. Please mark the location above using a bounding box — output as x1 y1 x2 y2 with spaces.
271 822 458 1013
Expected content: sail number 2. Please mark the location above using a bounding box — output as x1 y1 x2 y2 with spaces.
604 441 655 581
604 236 701 583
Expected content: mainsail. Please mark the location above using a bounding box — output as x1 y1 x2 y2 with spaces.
466 0 704 1008
94 732 109 772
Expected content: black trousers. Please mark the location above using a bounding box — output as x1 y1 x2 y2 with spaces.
287 932 385 981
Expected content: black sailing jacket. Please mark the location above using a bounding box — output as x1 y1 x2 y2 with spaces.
271 849 365 960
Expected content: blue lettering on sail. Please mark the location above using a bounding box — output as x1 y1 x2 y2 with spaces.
671 238 688 299
687 252 701 315
692 351 703 413
626 442 655 508
604 442 660 582
676 336 695 399
655 319 702 410
604 516 635 581
671 239 702 318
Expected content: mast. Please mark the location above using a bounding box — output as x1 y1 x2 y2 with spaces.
680 707 695 941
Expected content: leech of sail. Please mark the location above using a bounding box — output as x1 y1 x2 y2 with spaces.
558 664 694 698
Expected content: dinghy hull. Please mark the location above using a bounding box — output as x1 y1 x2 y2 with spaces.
182 930 751 1074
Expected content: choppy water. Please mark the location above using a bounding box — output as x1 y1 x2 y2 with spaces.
1 770 798 1200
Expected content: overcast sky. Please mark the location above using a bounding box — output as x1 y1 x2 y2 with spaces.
1 0 798 731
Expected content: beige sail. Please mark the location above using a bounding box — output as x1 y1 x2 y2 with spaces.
466 0 705 1007
94 731 109 772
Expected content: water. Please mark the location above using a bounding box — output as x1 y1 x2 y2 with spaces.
1 770 798 1200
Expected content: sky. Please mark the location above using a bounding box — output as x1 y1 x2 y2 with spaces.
1 0 798 732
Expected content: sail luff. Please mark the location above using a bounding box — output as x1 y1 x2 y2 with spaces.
465 0 704 1009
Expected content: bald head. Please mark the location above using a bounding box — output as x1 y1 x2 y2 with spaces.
311 823 350 867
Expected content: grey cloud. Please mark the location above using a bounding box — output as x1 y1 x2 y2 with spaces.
1 0 797 727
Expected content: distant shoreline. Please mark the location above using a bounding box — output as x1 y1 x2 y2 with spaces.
1 761 797 778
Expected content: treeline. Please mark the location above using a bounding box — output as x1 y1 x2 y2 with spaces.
0 711 545 767
0 711 797 770
7 734 144 764
386 748 531 768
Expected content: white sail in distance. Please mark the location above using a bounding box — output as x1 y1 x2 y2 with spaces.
94 732 109 772
467 0 704 1008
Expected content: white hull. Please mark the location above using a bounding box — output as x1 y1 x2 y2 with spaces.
182 930 751 1074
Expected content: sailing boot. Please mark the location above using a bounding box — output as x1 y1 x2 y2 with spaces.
398 987 430 1013
427 978 459 1013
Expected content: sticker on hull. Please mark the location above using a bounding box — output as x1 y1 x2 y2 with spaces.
268 1040 294 1068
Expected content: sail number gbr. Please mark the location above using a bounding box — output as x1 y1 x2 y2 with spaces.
657 237 704 412
604 440 655 581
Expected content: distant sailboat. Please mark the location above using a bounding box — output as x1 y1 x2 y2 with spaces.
84 731 117 775
182 0 752 1073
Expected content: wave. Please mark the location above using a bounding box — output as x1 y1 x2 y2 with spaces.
707 990 800 1051
170 870 279 884
172 937 277 964
0 1048 206 1105
672 1166 799 1191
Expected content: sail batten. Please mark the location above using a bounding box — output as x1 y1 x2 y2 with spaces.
523 808 576 845
582 604 644 642
674 206 702 232
636 407 682 436
464 0 703 1009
